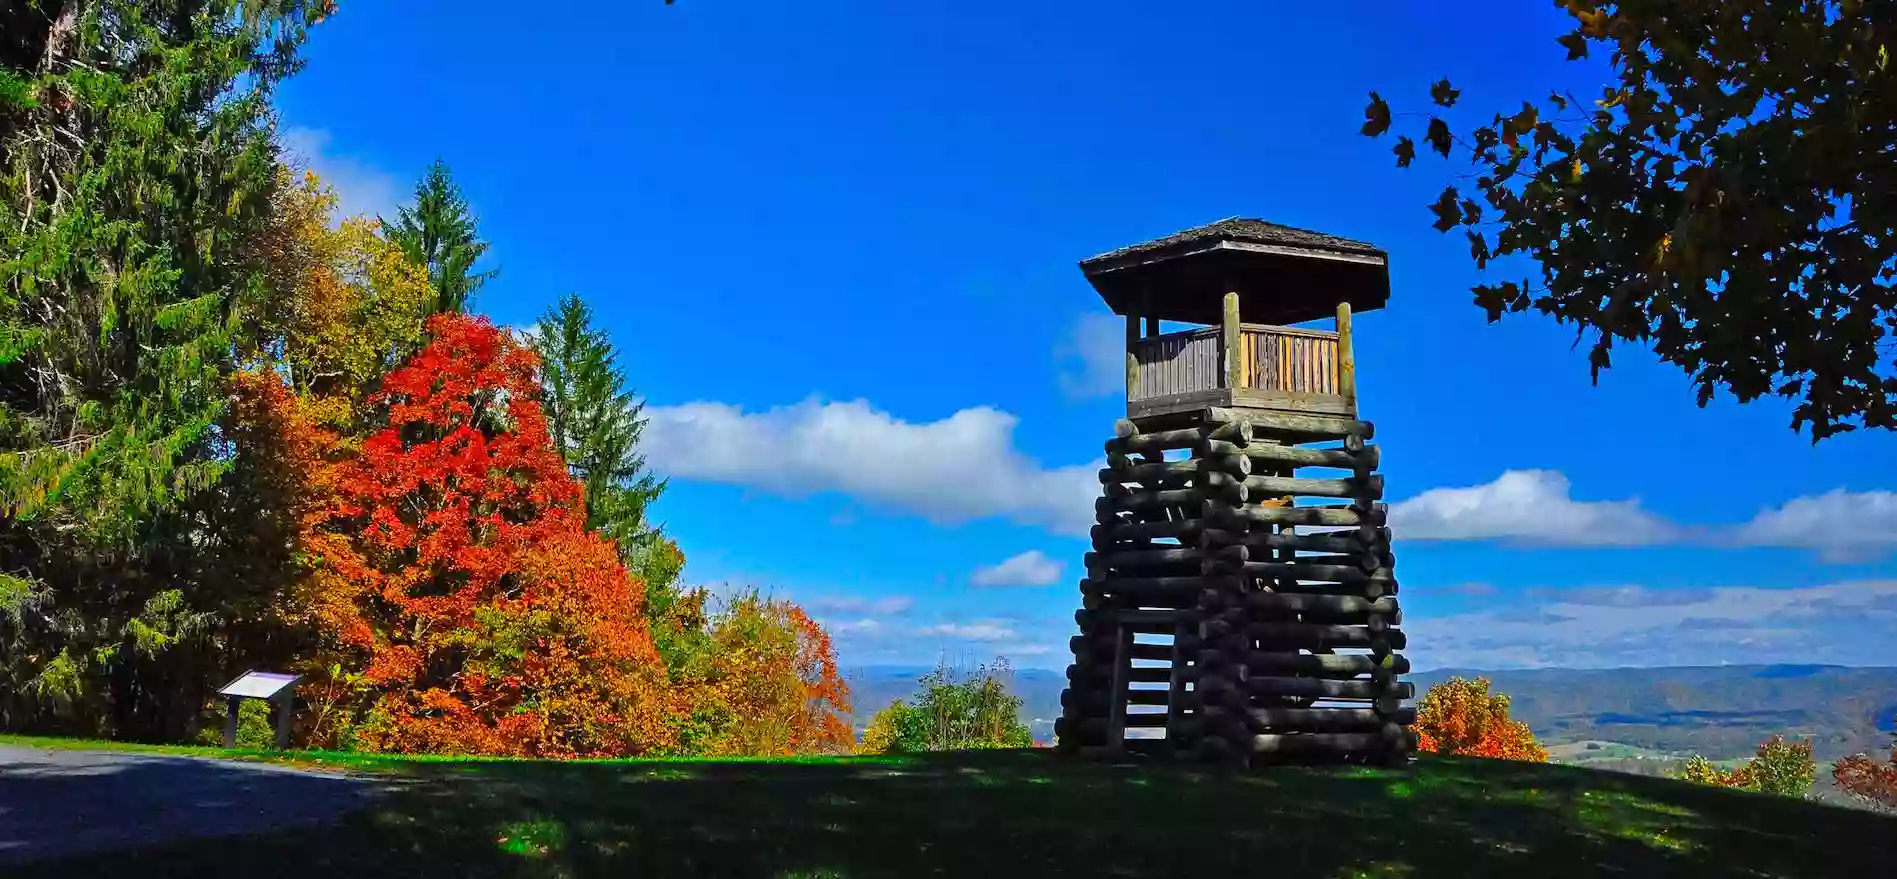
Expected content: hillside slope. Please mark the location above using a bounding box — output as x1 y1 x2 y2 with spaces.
846 664 1897 759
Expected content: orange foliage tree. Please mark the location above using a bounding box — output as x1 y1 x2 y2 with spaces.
1834 743 1897 810
1413 676 1548 762
293 313 671 756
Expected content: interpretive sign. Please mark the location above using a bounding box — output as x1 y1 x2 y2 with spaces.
215 670 301 749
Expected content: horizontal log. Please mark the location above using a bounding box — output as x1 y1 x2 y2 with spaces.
1250 729 1407 755
1103 456 1189 479
1232 561 1393 586
1209 420 1252 443
1087 546 1244 569
1244 653 1412 677
1082 575 1202 593
1097 490 1202 515
1128 642 1176 662
1068 664 1184 685
1063 689 1170 712
1244 623 1407 650
1203 407 1374 440
1196 440 1378 473
1110 609 1199 632
1207 502 1387 528
1107 426 1218 456
1092 520 1199 544
1249 707 1417 731
1242 677 1414 700
1212 529 1387 555
1244 593 1400 621
1075 714 1175 736
1243 473 1384 501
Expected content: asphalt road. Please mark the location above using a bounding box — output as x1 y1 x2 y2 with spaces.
0 745 379 865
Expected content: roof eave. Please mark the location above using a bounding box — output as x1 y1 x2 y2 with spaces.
1080 238 1388 279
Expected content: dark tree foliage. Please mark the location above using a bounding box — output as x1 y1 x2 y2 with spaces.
530 294 670 586
0 0 325 739
1364 0 1896 440
380 159 496 315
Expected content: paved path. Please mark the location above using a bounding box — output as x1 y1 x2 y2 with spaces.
0 745 380 865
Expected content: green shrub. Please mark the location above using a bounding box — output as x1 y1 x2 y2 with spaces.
196 699 276 749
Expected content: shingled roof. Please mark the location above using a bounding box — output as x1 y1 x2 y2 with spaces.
1079 217 1390 326
1081 217 1385 267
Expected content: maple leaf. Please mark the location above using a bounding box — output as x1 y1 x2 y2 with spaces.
1392 135 1416 167
1430 78 1461 108
1361 91 1392 137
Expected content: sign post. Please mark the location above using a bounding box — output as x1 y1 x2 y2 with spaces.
216 671 301 749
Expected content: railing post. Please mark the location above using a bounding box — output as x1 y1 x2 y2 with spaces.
1125 313 1140 399
1337 301 1356 403
1220 291 1241 390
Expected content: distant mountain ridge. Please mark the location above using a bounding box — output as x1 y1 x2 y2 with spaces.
843 663 1897 760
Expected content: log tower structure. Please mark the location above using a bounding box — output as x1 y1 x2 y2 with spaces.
1054 218 1416 768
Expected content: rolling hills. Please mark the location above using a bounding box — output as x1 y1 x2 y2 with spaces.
844 663 1897 760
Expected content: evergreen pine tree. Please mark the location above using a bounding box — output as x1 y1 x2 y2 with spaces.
0 0 325 738
530 294 670 585
380 159 496 314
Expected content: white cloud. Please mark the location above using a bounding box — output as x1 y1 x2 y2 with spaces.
277 126 403 223
1389 469 1680 546
641 399 1100 535
916 621 1018 642
805 594 915 616
1728 489 1897 562
1054 313 1125 399
1406 579 1897 669
828 618 886 635
971 550 1065 588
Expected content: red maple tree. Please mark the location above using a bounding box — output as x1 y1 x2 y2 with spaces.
1835 744 1897 810
298 313 670 756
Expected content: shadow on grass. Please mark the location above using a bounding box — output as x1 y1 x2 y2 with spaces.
13 749 1894 878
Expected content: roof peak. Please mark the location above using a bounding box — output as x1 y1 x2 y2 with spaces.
1082 217 1383 266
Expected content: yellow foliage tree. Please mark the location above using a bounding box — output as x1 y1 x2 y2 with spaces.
242 170 433 404
1413 677 1548 762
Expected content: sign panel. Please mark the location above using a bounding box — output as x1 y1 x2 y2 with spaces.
217 671 300 700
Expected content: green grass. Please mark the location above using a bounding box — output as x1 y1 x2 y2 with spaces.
5 735 1894 878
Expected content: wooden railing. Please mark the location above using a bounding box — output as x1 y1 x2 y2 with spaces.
1129 324 1343 402
1128 327 1221 401
1239 324 1341 396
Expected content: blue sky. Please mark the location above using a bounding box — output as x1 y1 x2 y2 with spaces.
275 0 1897 671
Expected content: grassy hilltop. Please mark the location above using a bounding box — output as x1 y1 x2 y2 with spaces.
5 736 1892 879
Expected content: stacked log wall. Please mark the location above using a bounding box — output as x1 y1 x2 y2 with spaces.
1056 407 1416 766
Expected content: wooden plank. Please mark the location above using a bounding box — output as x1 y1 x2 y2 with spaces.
1228 389 1356 417
1127 388 1235 420
1106 626 1133 752
1238 323 1341 340
1167 621 1191 740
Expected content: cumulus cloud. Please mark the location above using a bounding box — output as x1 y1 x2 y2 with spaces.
1728 488 1897 562
804 594 915 616
827 618 887 635
276 126 404 223
916 621 1018 642
1055 313 1126 399
1406 579 1897 669
971 550 1064 587
1389 469 1681 546
641 399 1099 535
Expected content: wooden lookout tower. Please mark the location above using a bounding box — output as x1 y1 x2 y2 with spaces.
1054 218 1416 767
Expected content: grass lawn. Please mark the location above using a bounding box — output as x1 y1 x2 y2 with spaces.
4 736 1893 878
